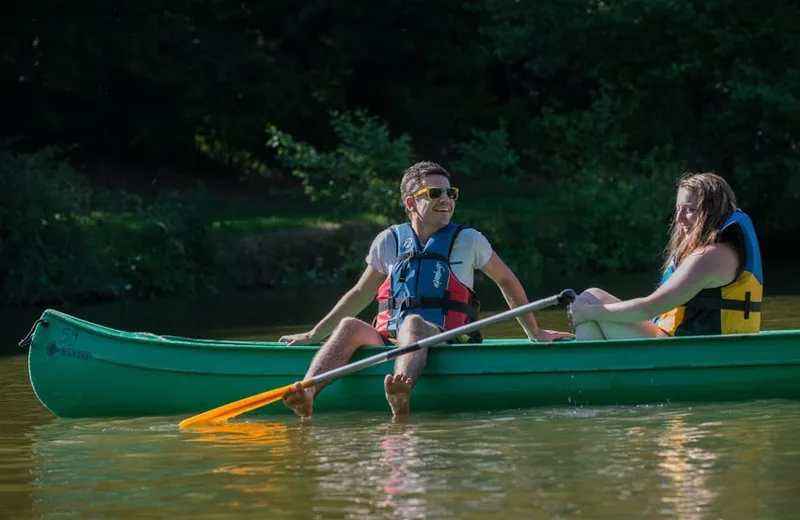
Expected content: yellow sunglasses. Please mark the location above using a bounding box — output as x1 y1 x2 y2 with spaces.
412 186 460 201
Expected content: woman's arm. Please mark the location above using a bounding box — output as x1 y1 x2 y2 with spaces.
571 243 740 325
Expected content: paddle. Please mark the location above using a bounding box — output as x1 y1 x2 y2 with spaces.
178 288 576 429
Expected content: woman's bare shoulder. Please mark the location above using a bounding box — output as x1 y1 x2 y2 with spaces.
691 242 740 284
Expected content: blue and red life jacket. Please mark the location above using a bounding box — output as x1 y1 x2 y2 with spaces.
373 223 481 341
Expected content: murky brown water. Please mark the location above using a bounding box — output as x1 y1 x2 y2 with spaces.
2 279 799 519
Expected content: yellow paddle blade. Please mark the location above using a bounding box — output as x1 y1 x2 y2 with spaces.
178 383 295 429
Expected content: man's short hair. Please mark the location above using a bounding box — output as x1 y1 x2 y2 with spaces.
400 161 451 199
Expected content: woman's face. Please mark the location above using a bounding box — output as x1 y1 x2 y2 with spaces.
675 187 699 234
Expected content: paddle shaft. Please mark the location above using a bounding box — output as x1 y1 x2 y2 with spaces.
177 288 576 428
304 289 576 388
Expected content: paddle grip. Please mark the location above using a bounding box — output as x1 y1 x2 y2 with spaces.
557 289 577 305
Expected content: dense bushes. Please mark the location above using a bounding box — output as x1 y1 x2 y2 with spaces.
3 0 799 305
0 150 225 305
2 113 679 307
0 149 106 305
0 148 386 306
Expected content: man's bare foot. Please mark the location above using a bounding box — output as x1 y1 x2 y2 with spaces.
384 374 413 417
282 382 314 418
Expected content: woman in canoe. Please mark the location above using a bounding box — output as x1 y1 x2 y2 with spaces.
568 172 763 339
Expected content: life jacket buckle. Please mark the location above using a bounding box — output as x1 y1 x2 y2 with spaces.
399 297 423 310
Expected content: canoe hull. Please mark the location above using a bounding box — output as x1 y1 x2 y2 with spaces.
26 309 800 418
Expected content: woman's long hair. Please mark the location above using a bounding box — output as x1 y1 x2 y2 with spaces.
662 172 738 273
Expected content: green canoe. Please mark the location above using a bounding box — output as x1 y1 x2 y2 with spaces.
24 308 800 419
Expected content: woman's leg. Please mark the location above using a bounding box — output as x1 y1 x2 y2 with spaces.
574 320 606 340
574 288 668 341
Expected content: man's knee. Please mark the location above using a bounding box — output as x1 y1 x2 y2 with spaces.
333 317 374 338
397 314 439 337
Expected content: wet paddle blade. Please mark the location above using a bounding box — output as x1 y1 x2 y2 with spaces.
178 383 294 429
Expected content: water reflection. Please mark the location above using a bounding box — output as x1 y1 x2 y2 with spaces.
184 420 292 448
376 422 429 520
28 418 320 518
22 404 800 520
305 418 432 519
656 413 717 519
185 421 293 495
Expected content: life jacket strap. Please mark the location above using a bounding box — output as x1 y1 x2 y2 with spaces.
687 291 762 318
378 296 480 321
396 251 450 263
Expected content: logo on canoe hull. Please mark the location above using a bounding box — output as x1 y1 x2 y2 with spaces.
46 341 92 360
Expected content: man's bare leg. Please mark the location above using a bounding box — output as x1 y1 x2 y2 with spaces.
384 315 440 416
283 317 385 418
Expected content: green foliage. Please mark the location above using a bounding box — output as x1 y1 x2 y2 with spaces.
232 223 380 289
0 149 109 305
452 121 522 180
518 86 681 274
540 159 679 275
3 0 800 306
267 111 413 218
0 149 229 306
461 195 548 285
98 187 226 298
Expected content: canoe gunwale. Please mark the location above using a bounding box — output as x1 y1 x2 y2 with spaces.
33 308 800 354
28 308 800 378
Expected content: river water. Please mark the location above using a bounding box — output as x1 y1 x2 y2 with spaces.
2 274 799 519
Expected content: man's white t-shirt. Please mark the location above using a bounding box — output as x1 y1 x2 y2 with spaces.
365 226 494 289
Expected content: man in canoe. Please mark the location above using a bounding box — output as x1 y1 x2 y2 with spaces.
278 161 573 417
568 172 763 339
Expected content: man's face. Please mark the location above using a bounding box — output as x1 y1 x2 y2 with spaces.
405 174 456 228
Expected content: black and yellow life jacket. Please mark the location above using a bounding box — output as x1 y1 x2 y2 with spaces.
655 210 763 336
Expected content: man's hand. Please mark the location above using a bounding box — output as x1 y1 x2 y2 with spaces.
533 328 575 342
278 331 321 346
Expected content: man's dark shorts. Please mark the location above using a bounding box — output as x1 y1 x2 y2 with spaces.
378 326 481 346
